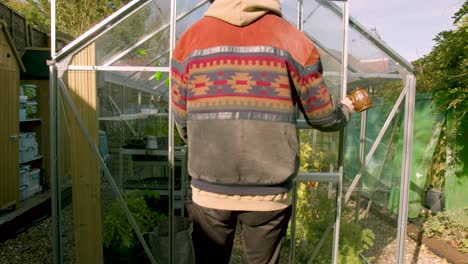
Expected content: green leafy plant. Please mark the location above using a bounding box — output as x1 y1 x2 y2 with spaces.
422 207 468 253
413 2 467 135
290 132 375 263
103 190 166 249
292 182 375 263
144 116 184 145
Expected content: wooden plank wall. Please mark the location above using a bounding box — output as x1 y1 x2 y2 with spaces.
64 42 103 264
0 29 19 210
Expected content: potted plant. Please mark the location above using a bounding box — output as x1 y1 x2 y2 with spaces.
103 190 166 262
423 125 446 213
144 116 184 148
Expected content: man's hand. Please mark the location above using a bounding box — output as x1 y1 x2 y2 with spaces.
341 96 355 113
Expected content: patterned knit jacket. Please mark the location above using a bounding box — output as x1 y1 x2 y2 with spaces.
171 3 350 196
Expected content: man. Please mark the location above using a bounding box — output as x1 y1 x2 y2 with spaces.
171 0 354 263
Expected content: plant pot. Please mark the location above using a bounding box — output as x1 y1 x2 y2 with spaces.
423 190 445 213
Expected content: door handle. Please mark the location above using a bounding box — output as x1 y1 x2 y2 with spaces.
10 134 19 142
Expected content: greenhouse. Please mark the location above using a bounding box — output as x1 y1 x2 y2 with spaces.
49 0 417 263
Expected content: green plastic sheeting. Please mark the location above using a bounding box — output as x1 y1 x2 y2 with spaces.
344 97 397 206
389 93 444 218
344 93 453 218
444 110 468 211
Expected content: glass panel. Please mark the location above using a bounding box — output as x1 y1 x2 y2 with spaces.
294 0 344 175
300 129 340 173
291 182 338 263
58 92 76 263
92 1 170 67
280 0 298 27
57 69 187 263
176 1 210 40
302 1 345 100
360 99 407 263
96 70 186 263
347 22 412 79
343 92 407 263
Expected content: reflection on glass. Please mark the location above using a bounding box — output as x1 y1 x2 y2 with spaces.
291 183 337 263
95 70 186 262
300 130 340 173
94 1 169 66
101 189 166 263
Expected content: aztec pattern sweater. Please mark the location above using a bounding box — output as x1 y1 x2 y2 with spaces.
171 1 350 196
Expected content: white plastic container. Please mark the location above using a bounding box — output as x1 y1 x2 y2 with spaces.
19 132 37 149
20 145 38 163
19 108 27 121
27 168 41 197
19 166 29 185
19 185 28 201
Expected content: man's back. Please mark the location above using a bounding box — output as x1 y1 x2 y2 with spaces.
171 1 353 262
172 14 343 194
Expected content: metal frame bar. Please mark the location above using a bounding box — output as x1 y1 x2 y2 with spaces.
66 65 170 72
354 108 367 223
396 75 416 263
49 1 62 263
168 0 177 263
289 2 302 261
49 60 62 264
333 1 349 263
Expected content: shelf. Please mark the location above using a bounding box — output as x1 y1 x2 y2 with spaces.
120 145 186 161
99 112 168 121
20 118 42 123
20 155 43 165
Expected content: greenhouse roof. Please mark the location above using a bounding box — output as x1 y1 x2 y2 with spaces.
54 0 414 96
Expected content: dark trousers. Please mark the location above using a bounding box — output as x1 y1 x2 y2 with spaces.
188 202 292 264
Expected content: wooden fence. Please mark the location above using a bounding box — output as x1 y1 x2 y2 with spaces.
0 1 71 56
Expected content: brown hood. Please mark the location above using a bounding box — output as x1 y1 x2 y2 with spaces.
205 0 282 27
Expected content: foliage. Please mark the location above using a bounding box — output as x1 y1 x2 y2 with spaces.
5 0 129 37
422 207 468 253
291 131 375 263
103 190 166 249
293 182 375 263
412 1 468 132
144 116 184 145
425 123 447 191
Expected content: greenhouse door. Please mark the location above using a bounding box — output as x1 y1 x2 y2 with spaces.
287 0 351 263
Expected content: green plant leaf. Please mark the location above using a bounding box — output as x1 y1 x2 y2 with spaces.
155 71 163 81
138 49 148 56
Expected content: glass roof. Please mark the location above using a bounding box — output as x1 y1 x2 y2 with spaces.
56 0 413 74
55 0 414 141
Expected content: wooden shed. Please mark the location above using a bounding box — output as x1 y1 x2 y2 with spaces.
0 20 25 210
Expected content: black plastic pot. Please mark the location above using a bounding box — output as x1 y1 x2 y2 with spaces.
423 190 445 213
